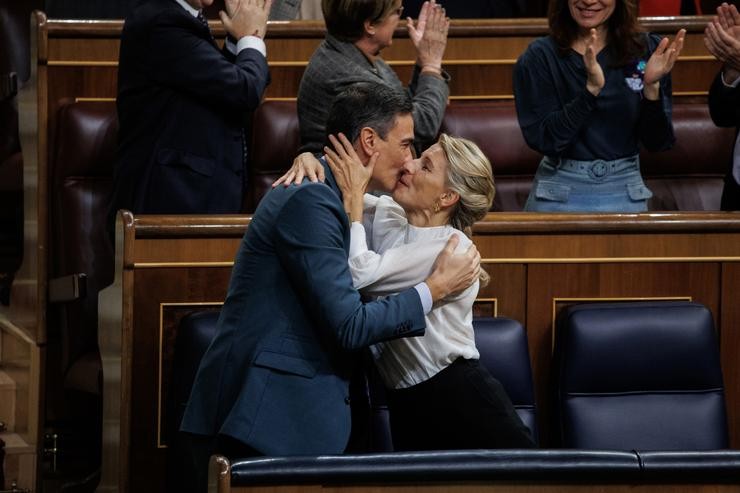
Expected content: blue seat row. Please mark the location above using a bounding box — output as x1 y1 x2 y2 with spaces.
172 300 729 454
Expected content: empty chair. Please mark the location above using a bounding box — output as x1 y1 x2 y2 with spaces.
554 301 728 450
473 317 538 445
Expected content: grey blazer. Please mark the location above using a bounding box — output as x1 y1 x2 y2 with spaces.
297 34 449 153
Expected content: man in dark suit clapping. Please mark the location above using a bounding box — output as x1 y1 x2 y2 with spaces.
110 0 272 218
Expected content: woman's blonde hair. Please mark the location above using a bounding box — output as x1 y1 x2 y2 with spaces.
438 133 495 286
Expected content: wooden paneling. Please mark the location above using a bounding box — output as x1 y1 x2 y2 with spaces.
36 14 723 103
98 211 740 493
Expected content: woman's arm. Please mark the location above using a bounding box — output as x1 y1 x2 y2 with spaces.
513 41 598 156
350 228 460 296
405 1 450 149
637 31 685 151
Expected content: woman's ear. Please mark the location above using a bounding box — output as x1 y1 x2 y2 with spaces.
440 190 460 208
363 19 376 37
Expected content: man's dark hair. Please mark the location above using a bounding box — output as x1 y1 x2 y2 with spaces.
325 83 413 147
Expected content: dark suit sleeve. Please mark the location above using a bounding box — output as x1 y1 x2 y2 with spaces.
147 12 269 112
709 71 740 128
274 185 426 350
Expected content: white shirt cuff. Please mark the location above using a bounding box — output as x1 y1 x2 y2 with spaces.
349 222 368 259
236 36 267 57
414 282 433 315
721 71 740 88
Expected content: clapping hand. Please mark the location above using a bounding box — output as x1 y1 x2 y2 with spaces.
407 0 449 76
220 0 273 40
643 28 686 99
704 2 740 82
583 28 605 96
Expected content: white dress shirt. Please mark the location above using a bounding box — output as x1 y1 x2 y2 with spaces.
348 194 480 389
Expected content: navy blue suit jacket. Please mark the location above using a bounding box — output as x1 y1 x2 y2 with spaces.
111 0 269 215
181 163 426 455
708 71 740 211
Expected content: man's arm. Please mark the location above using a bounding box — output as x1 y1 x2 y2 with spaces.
709 71 740 128
147 9 269 112
706 3 740 127
275 185 426 350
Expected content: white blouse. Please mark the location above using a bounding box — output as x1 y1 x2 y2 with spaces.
348 194 480 389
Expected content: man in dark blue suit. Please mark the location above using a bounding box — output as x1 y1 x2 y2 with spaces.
110 0 271 217
180 83 480 481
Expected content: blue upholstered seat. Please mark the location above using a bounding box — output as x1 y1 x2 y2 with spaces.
554 301 729 450
170 311 221 435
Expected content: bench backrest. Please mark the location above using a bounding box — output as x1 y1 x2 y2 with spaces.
249 99 733 212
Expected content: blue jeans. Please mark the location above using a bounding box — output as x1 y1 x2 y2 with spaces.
524 155 652 212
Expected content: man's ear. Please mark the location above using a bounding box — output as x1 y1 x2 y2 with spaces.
440 190 460 208
358 127 377 160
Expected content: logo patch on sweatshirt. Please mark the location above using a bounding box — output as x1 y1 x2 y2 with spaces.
624 59 646 92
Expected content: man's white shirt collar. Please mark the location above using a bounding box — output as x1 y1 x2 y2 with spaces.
174 0 199 18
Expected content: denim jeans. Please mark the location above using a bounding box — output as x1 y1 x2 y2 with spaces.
524 154 652 212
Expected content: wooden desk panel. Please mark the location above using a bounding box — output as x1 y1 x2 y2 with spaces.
98 211 740 493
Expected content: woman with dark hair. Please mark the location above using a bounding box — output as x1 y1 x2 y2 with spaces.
514 0 685 212
298 0 450 154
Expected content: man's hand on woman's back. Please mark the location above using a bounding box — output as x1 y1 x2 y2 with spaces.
425 235 481 302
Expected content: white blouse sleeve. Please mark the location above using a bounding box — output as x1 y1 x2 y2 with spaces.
349 235 451 295
349 198 471 296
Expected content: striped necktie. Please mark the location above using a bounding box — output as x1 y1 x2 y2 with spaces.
196 11 215 42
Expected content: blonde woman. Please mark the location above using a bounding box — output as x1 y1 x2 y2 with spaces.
282 134 535 450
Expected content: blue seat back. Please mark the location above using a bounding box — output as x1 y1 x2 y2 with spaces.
555 301 728 450
170 311 221 432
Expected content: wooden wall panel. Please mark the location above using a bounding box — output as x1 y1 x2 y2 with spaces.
129 267 232 493
37 15 723 105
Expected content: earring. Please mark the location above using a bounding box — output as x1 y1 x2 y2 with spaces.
433 201 440 213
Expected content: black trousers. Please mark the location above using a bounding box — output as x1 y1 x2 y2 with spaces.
386 358 536 451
